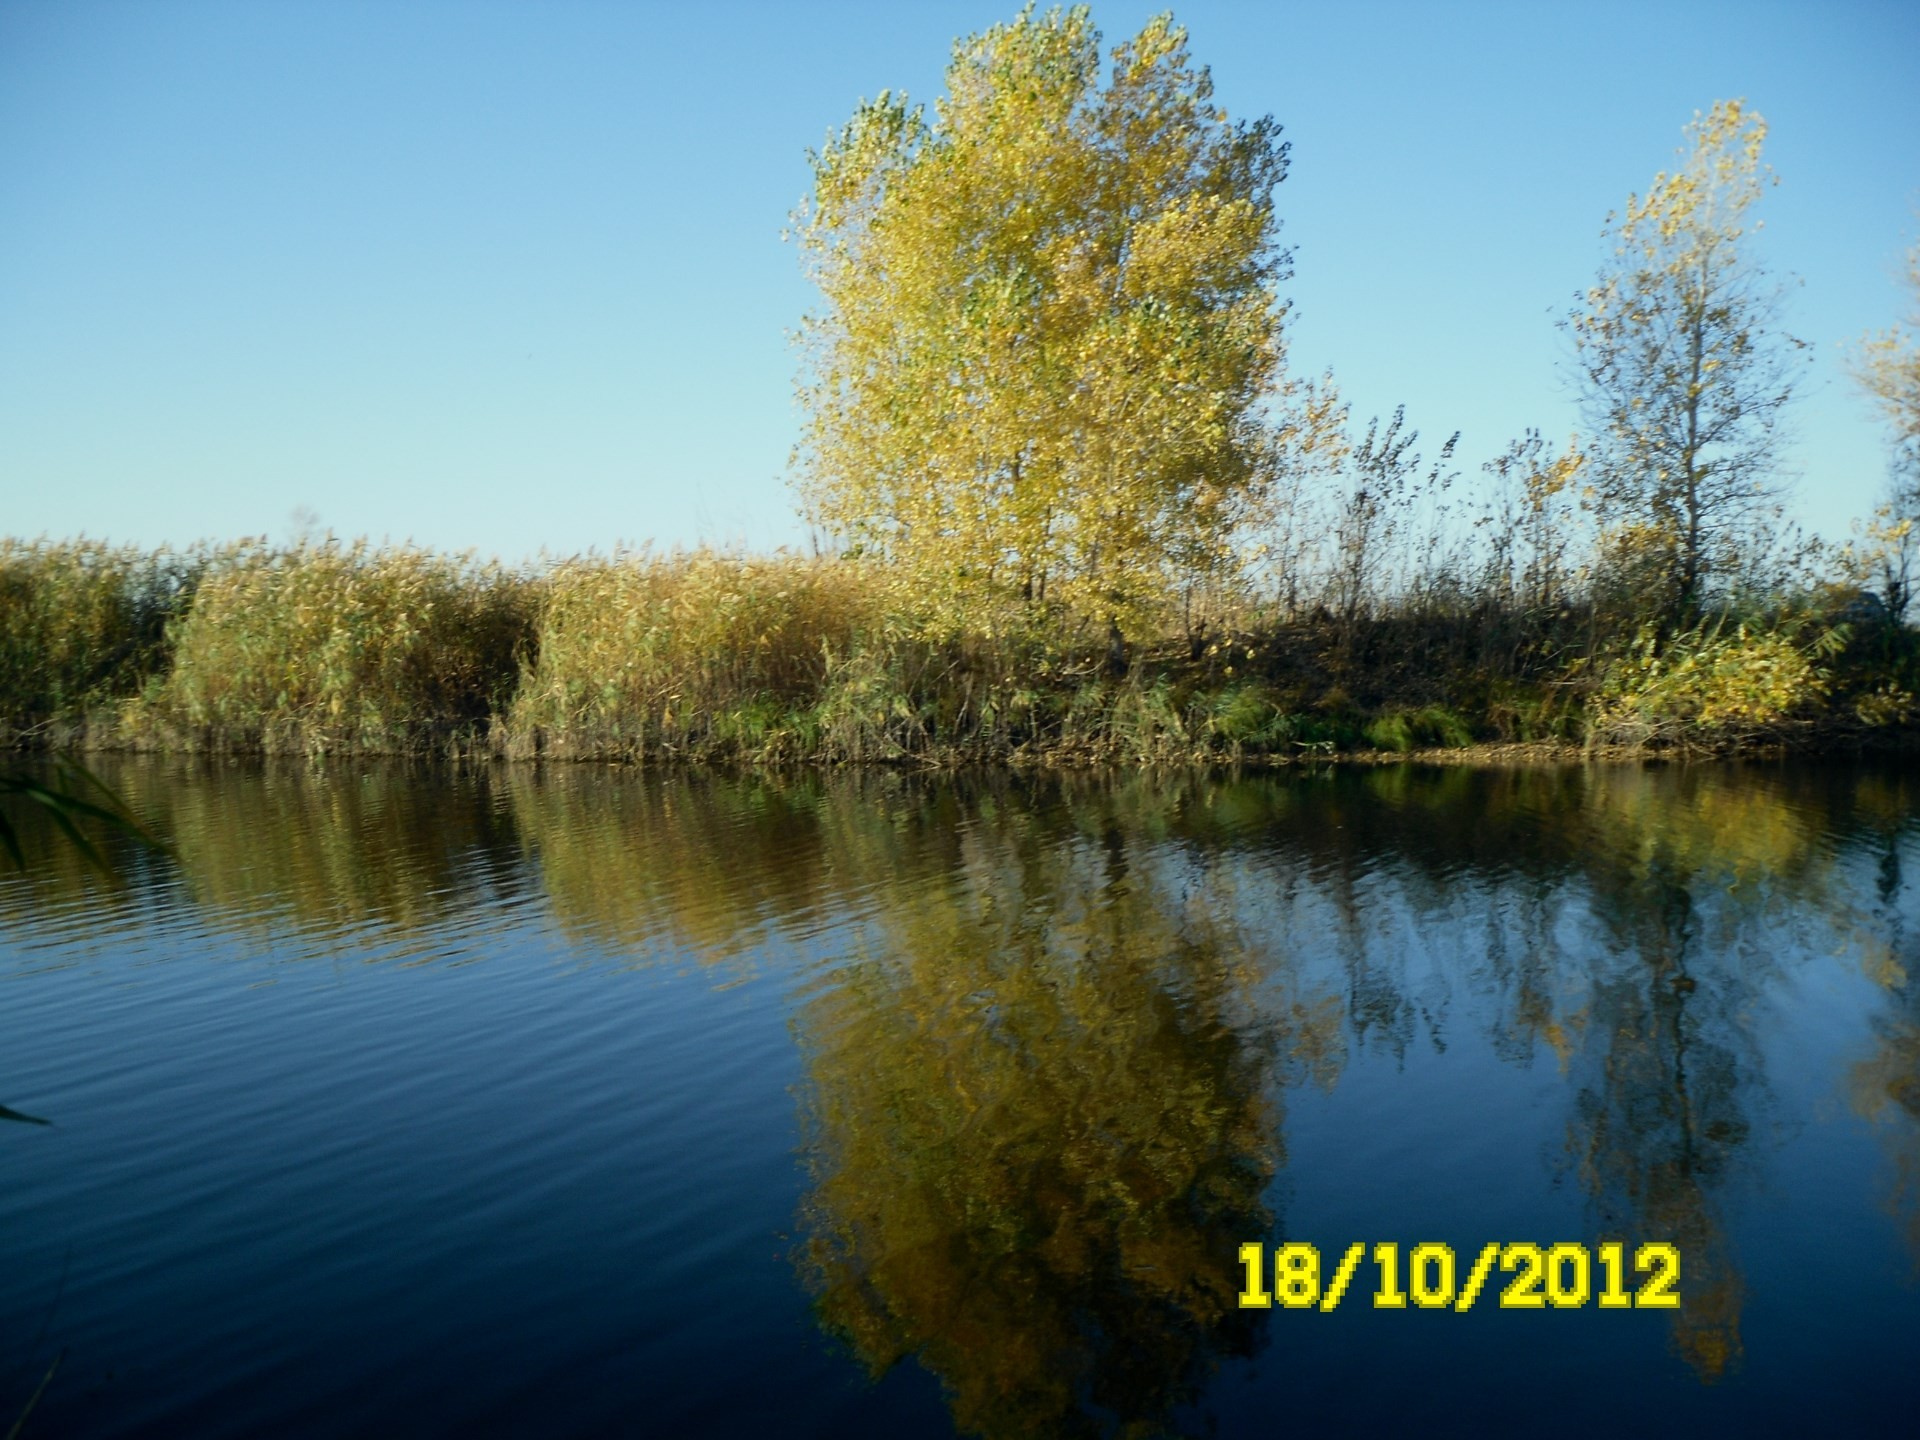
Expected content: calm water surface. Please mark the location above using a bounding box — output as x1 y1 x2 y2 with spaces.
2 757 1917 1437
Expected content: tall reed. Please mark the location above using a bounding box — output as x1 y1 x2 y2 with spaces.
0 538 197 742
2 531 1908 764
124 538 535 755
508 548 881 760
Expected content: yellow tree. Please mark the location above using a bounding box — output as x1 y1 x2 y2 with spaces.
1565 100 1806 623
791 5 1293 648
1847 231 1920 623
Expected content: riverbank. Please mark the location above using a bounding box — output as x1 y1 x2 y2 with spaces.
5 536 1915 766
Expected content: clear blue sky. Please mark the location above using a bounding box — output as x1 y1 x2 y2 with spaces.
3 0 1915 564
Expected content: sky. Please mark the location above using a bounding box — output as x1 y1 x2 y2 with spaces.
2 0 1916 565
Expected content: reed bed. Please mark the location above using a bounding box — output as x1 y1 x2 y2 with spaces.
507 549 884 760
2 536 1912 763
0 538 198 743
120 539 535 756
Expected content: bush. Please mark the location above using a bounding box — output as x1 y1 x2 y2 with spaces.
1585 615 1844 749
1363 706 1474 752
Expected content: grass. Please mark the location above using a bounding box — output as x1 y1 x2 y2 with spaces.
507 548 880 761
1363 706 1475 754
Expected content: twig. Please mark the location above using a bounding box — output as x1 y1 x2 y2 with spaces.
5 1349 64 1440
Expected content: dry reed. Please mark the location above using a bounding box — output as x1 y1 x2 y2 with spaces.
121 538 534 755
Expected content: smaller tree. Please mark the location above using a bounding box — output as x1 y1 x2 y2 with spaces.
1564 100 1807 625
1843 449 1917 627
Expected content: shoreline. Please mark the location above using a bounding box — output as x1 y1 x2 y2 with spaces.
13 728 1915 772
7 538 1915 772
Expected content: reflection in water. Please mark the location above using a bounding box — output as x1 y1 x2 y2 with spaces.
0 756 527 957
1570 850 1753 1382
1853 999 1920 1271
500 766 971 970
1850 816 1920 1273
2 757 1916 1435
791 806 1341 1439
778 763 1917 1426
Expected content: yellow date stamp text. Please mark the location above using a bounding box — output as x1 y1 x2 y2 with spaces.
1235 1241 1680 1312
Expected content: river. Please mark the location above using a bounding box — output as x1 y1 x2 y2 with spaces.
2 757 1916 1436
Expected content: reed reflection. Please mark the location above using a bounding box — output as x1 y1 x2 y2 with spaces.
792 803 1340 1439
0 756 525 955
501 767 974 968
6 750 1915 1412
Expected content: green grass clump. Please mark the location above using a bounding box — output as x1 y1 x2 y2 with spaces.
1363 706 1475 753
126 539 534 755
1205 684 1291 748
1480 681 1583 743
0 538 199 741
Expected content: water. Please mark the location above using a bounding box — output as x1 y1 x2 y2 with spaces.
2 757 1916 1437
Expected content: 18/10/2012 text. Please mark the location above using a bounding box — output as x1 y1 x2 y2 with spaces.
1236 1242 1681 1312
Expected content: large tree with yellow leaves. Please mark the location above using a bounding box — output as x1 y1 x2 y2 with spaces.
791 5 1293 643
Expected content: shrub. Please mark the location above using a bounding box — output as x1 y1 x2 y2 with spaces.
1585 615 1844 749
1363 706 1474 753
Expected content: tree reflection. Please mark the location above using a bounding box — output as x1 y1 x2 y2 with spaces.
1849 816 1920 1272
7 751 1913 1415
792 811 1334 1439
1568 825 1760 1382
1852 999 1920 1272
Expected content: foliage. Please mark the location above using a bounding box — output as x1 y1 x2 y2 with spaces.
1330 407 1459 636
1 528 1911 764
1842 495 1917 628
794 819 1292 1438
1362 705 1474 753
507 548 882 761
1479 430 1586 615
1564 100 1805 622
1585 614 1843 748
1849 231 1920 451
1851 681 1916 729
792 4 1302 642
